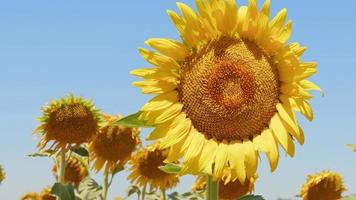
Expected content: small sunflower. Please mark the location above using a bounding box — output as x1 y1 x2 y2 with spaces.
35 94 101 151
20 192 39 200
89 114 140 172
39 187 56 200
299 171 346 200
132 0 320 182
52 156 89 187
128 144 179 190
192 174 257 200
0 164 5 184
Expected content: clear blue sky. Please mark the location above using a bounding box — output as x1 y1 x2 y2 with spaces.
0 0 355 199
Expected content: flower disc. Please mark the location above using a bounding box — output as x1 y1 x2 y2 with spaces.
179 36 279 141
89 114 140 172
52 156 88 187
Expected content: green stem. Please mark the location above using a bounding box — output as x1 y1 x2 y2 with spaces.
161 189 166 200
58 149 66 184
207 175 218 200
102 171 109 200
141 183 147 200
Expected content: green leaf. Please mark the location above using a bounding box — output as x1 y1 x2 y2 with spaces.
51 183 76 200
77 177 103 200
70 146 89 157
126 185 141 197
347 144 356 152
116 112 153 128
342 195 356 200
27 150 56 158
239 195 265 200
159 163 181 174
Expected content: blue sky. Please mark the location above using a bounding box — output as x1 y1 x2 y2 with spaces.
0 0 355 199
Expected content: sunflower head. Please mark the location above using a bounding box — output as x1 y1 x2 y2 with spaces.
52 156 89 187
39 187 56 200
89 114 141 173
35 94 101 151
128 144 179 190
132 0 320 182
192 173 257 200
299 171 346 200
0 164 5 184
20 192 40 200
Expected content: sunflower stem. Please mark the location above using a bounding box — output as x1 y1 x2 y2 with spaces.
141 183 147 200
161 189 166 200
207 175 218 200
58 149 66 184
102 171 109 200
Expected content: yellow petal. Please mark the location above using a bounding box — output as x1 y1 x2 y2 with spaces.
141 103 183 124
146 118 175 140
139 48 180 69
269 8 287 36
214 143 229 179
161 116 192 148
276 20 292 44
280 83 313 99
228 142 246 183
280 95 314 121
260 0 270 17
199 139 218 174
224 0 238 35
253 129 279 171
242 140 258 178
299 80 323 95
141 91 179 111
145 38 188 61
270 114 295 157
132 79 177 94
183 130 205 162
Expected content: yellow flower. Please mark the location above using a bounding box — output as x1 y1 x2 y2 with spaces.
35 94 101 151
20 192 39 200
52 156 89 187
128 144 179 190
89 114 140 172
192 174 257 200
0 164 5 184
299 171 346 200
132 0 320 182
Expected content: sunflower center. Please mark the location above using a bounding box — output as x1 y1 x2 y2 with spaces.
46 103 98 144
178 36 280 142
138 149 170 180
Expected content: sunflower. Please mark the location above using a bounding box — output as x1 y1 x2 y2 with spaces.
35 94 101 151
128 144 179 190
52 156 89 187
192 174 257 200
299 171 346 200
89 114 140 172
131 0 320 182
0 164 5 184
20 192 40 200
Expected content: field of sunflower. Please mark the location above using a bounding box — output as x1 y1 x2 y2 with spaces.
0 0 355 200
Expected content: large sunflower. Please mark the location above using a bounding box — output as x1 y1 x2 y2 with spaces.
131 0 320 182
89 114 140 172
35 94 101 151
128 144 179 190
299 171 346 200
52 156 89 187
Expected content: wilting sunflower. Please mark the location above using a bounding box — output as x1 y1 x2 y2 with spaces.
131 0 320 182
192 173 257 200
89 114 140 172
35 94 101 151
52 156 89 187
0 164 5 184
20 187 56 200
128 144 179 190
299 171 346 200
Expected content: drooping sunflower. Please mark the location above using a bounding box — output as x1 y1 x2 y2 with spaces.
35 94 101 151
52 156 89 187
128 144 179 190
131 0 320 182
20 187 56 200
192 173 257 200
0 164 5 184
299 171 346 200
89 114 141 172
